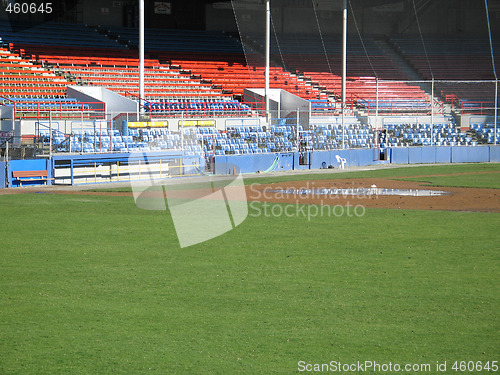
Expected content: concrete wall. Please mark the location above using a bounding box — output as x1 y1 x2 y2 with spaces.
67 86 137 114
280 90 310 129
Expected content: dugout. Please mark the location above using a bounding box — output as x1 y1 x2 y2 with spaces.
51 151 204 185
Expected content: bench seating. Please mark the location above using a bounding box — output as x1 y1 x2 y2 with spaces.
12 170 49 186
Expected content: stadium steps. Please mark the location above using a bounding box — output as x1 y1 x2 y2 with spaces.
236 36 328 99
374 38 446 112
373 38 423 81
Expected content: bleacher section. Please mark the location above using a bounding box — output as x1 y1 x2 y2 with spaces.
1 21 325 110
102 26 326 101
5 97 104 119
310 122 375 149
304 72 431 113
469 123 500 145
36 52 231 101
0 47 69 98
389 35 500 80
169 59 326 100
383 121 476 147
252 34 409 80
389 35 500 112
144 99 252 117
0 46 103 119
245 33 433 111
38 121 368 155
36 115 485 156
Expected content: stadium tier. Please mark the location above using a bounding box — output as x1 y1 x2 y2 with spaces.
303 72 431 113
103 26 244 54
389 35 500 111
0 46 104 119
263 34 409 79
1 20 441 114
1 21 324 103
0 47 69 98
34 114 486 157
243 32 437 110
389 35 500 79
0 19 498 159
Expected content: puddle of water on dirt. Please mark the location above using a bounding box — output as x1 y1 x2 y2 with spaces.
267 187 451 197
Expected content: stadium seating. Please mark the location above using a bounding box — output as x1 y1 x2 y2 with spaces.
169 59 327 100
1 18 497 153
242 33 433 110
0 47 68 98
0 47 104 119
248 34 408 79
383 121 475 147
305 72 431 113
37 115 389 155
389 35 500 112
35 51 231 101
469 123 500 144
1 21 324 104
389 35 500 80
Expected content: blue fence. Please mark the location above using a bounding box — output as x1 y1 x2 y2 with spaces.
0 162 5 189
392 146 495 165
0 145 498 188
490 146 500 162
216 145 499 174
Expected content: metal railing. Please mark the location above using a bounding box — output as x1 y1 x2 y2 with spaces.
11 101 106 120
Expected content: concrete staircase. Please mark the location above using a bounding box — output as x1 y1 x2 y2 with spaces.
373 38 423 82
373 38 452 116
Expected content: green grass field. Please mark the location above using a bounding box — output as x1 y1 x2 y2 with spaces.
1 164 499 374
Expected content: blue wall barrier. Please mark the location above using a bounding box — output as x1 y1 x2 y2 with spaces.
1 145 498 187
490 145 500 162
390 146 495 165
451 146 490 163
214 145 500 175
218 149 381 174
436 146 452 163
0 162 6 189
215 153 278 174
392 147 409 164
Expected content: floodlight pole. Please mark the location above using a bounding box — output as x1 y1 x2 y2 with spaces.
341 0 347 149
139 0 145 115
265 0 270 123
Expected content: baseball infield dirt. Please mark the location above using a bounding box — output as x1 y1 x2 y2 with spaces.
245 177 500 213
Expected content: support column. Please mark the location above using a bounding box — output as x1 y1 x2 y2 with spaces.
139 0 145 115
265 0 271 123
341 0 347 149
